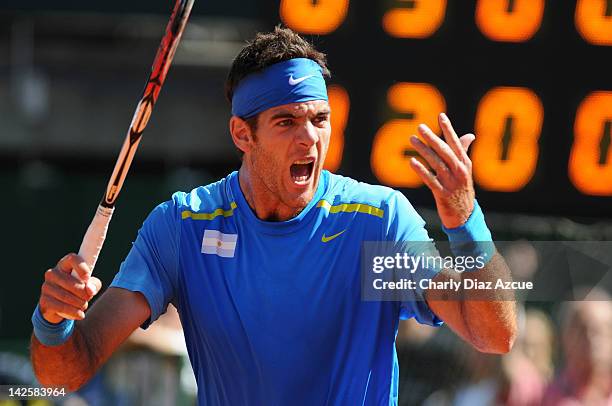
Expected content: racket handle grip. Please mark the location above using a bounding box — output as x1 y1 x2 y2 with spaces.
75 205 115 277
58 205 114 319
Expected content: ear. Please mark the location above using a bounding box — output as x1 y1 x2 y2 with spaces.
229 116 254 154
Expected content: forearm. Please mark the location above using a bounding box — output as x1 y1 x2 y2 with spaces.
30 323 101 391
406 114 517 352
428 252 517 353
458 252 516 352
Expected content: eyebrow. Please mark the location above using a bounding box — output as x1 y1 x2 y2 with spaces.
269 109 331 121
270 111 297 120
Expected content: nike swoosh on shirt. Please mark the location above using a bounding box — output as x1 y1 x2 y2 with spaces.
321 229 346 243
288 74 315 86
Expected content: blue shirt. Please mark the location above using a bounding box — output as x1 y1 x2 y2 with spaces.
110 170 442 405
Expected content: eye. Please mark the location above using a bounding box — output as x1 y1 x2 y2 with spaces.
314 115 330 125
278 119 293 127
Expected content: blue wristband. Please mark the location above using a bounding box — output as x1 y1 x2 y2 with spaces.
442 200 495 268
32 305 75 346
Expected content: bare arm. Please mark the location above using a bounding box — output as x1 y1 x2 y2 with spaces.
30 254 150 390
425 253 517 354
409 113 517 354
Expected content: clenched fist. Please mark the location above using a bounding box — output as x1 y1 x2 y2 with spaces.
39 253 102 324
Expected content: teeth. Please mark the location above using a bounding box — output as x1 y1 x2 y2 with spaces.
294 159 313 164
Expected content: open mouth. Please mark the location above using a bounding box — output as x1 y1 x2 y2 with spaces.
290 158 315 184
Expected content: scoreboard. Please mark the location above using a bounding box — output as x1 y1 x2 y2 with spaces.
1 0 610 218
262 0 612 218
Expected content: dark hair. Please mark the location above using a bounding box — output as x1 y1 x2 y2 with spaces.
225 26 331 111
226 27 330 157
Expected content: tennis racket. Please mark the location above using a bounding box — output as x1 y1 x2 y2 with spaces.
59 0 194 318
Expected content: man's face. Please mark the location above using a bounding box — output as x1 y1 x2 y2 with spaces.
564 301 612 371
245 100 331 212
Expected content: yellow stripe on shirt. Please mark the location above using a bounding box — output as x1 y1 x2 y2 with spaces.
316 200 384 218
182 202 237 220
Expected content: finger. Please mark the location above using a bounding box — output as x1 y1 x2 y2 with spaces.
439 113 469 163
410 157 445 194
417 124 461 173
42 283 88 310
55 253 91 283
410 136 453 186
40 296 85 320
45 269 92 301
459 133 475 152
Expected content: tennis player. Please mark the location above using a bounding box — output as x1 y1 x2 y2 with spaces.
31 27 517 405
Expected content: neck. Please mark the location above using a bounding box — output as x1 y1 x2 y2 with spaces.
238 165 309 222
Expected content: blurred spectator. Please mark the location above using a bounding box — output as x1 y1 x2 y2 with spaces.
543 288 612 405
423 305 554 406
520 309 555 382
396 318 468 405
498 308 554 406
448 345 503 406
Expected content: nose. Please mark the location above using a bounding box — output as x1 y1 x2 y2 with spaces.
295 120 319 147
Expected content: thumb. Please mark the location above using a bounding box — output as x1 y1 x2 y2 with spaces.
56 253 91 283
459 133 476 152
86 276 102 297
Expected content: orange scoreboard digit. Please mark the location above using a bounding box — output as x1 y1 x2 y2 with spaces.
270 0 612 217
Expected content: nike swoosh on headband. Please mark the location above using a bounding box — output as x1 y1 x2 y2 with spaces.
231 58 328 118
288 74 315 86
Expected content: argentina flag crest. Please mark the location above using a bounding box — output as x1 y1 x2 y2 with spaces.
201 229 238 258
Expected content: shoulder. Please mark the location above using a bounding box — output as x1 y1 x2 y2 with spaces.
168 172 236 215
138 173 235 228
322 172 426 239
323 171 409 214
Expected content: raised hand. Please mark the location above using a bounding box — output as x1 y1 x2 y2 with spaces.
409 113 476 228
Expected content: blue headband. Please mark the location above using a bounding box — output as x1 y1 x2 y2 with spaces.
231 58 328 118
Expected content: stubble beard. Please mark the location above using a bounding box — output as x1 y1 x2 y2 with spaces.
249 143 313 220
